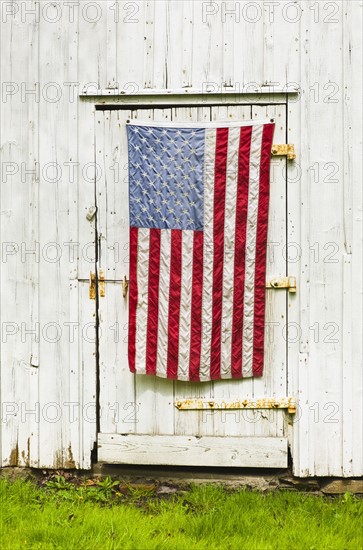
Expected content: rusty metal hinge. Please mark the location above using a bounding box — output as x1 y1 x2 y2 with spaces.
266 276 296 293
175 397 297 414
271 144 296 160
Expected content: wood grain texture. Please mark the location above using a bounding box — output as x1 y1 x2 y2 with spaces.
98 434 288 468
0 0 361 476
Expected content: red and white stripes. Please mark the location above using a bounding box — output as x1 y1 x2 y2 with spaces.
128 121 275 381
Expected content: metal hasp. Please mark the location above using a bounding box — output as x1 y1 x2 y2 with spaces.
89 273 129 299
271 144 296 160
89 272 97 300
175 397 297 414
99 271 105 297
89 271 105 299
266 276 296 293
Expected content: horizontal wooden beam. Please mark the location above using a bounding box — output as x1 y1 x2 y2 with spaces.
80 87 299 107
98 434 288 468
80 85 299 98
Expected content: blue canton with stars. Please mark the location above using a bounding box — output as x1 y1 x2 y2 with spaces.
127 124 205 231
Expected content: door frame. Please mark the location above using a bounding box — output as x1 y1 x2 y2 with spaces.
82 90 299 467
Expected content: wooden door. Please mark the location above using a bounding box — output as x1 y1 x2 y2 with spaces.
95 103 289 468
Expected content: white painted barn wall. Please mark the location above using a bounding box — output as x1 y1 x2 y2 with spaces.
0 0 361 475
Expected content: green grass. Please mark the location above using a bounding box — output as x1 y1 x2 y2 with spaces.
0 477 362 550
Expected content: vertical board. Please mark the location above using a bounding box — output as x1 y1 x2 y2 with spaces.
0 1 40 467
297 1 344 477
341 0 363 477
116 1 145 90
37 1 80 468
96 109 137 435
251 104 287 438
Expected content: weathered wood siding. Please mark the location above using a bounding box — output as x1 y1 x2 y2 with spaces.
0 0 361 475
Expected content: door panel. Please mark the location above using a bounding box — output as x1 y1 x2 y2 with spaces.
96 104 288 462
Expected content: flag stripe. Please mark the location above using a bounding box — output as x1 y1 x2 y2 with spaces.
220 127 240 379
241 125 264 377
199 129 217 381
145 228 161 375
156 230 172 378
231 126 252 378
166 229 182 379
128 227 138 373
252 123 275 376
177 230 194 381
210 128 229 380
188 231 204 381
135 227 150 375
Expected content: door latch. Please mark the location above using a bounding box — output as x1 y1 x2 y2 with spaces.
89 271 105 299
122 275 129 298
89 273 129 299
266 276 296 293
271 144 296 160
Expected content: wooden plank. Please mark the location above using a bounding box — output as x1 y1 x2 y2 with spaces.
37 1 78 468
181 1 194 88
222 3 234 87
96 109 130 282
76 101 98 467
233 3 264 86
132 108 175 436
65 2 89 469
77 0 106 274
106 0 118 89
251 104 287 439
286 95 303 475
80 88 297 97
98 434 288 468
342 0 362 478
165 1 187 88
0 1 40 467
96 109 137 435
305 5 344 478
153 0 169 88
78 0 116 90
262 0 301 87
98 282 137 435
116 1 145 90
22 0 40 467
143 1 155 89
261 0 301 471
78 281 98 468
76 3 100 463
288 1 311 477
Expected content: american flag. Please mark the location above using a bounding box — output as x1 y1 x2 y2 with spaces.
127 120 275 381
